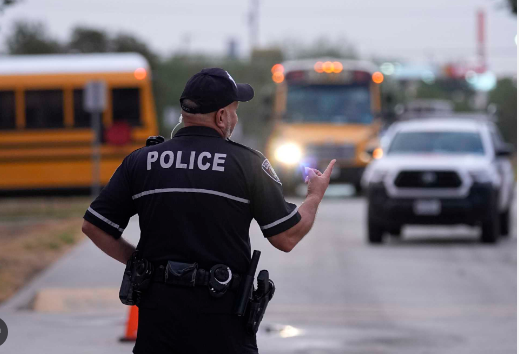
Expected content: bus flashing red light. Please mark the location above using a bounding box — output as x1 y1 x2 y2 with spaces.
372 71 384 84
271 64 284 74
134 68 147 80
315 61 342 74
272 72 285 83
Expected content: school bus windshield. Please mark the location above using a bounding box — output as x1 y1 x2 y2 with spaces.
284 84 373 124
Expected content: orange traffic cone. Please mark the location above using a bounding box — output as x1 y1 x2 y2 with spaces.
120 305 139 342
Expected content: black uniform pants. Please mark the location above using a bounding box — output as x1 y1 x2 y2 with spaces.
132 283 258 354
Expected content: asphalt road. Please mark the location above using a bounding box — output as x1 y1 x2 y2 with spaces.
0 194 516 354
256 195 517 354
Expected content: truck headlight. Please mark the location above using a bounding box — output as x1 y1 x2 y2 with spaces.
275 143 303 165
469 169 500 185
370 169 389 183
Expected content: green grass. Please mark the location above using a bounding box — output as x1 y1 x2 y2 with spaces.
58 231 76 245
0 197 91 222
23 228 80 251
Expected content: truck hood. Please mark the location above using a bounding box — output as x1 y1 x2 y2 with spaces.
274 123 377 145
372 154 490 171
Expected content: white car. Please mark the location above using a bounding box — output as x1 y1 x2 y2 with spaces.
362 118 514 244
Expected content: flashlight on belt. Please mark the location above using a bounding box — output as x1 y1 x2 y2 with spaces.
234 250 260 316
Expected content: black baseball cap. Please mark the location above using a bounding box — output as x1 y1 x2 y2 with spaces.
180 68 254 114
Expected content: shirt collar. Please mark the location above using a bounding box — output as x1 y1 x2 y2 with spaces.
174 126 223 138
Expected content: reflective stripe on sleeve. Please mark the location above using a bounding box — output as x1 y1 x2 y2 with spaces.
260 207 299 230
87 207 125 233
131 188 250 204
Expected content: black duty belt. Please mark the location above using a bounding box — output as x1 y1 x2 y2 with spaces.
152 263 242 292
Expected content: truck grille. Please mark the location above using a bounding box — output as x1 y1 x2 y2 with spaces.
394 170 462 188
305 144 356 160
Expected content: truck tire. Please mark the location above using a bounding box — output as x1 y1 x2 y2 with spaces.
388 226 402 238
354 183 363 196
481 208 499 244
499 209 510 236
368 220 385 244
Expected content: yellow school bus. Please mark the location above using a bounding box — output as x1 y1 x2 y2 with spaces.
0 53 158 191
267 58 383 193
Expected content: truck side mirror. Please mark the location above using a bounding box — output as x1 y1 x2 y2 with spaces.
496 144 514 157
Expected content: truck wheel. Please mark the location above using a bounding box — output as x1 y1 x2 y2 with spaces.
368 220 385 244
481 210 499 244
388 226 402 238
499 209 510 236
354 183 363 196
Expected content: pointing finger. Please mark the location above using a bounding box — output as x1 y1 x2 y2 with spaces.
323 159 337 178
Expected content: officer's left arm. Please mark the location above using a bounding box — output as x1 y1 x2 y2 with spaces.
82 155 137 264
82 220 135 264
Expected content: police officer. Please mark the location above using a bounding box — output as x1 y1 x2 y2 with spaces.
81 68 336 354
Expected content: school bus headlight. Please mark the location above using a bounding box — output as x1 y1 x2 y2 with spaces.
275 143 302 165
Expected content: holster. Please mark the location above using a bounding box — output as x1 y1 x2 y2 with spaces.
119 251 154 306
245 270 275 335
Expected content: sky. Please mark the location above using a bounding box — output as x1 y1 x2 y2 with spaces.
0 0 516 76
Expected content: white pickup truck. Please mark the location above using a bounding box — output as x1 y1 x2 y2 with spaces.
362 118 514 244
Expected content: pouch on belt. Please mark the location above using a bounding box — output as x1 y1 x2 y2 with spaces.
165 261 198 287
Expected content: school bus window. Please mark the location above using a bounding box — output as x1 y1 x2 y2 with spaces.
0 90 16 130
112 88 141 127
73 89 91 128
25 90 64 129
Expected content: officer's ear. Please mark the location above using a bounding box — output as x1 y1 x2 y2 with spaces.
215 108 226 129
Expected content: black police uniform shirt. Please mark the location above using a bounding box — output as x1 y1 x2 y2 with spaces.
83 126 301 276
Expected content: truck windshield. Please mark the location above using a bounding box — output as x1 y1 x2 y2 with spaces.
284 84 373 124
388 131 485 155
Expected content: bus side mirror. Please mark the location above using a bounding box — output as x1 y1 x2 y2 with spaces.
262 94 273 122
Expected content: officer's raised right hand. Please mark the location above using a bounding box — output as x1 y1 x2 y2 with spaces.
267 159 336 253
305 159 336 200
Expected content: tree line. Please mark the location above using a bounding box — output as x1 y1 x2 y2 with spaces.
1 18 516 147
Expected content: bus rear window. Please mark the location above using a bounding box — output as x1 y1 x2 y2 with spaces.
73 89 91 128
0 91 15 130
25 90 64 129
112 88 141 126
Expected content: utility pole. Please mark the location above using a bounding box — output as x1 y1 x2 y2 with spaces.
248 0 259 54
476 8 486 72
84 81 107 198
